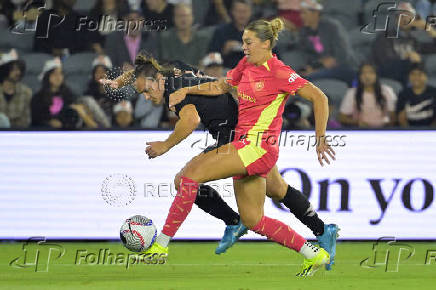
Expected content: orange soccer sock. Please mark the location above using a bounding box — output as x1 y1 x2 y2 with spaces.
251 216 306 251
161 176 198 237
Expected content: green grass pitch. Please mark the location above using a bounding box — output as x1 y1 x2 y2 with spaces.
1 241 435 290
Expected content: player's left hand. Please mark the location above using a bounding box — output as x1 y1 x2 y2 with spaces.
145 141 170 159
316 138 336 166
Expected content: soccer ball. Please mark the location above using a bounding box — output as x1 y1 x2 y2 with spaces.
120 215 157 252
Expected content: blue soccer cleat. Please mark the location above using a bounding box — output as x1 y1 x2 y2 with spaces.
215 221 248 254
316 224 339 270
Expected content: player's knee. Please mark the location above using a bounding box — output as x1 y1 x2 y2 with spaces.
240 212 262 229
266 180 287 201
181 167 202 183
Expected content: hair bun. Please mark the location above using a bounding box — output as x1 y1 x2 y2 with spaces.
270 18 284 40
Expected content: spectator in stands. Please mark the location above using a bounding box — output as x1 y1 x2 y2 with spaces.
105 9 158 70
200 52 224 78
113 100 134 128
8 0 41 32
89 0 130 49
0 49 32 128
208 0 252 69
339 62 397 128
134 93 163 128
85 55 114 119
298 0 357 85
64 96 111 129
204 0 232 26
396 64 436 128
33 0 103 56
372 2 436 85
141 0 175 29
159 3 210 66
31 58 75 128
274 0 303 31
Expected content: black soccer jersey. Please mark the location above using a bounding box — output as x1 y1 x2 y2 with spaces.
163 72 238 146
396 86 436 127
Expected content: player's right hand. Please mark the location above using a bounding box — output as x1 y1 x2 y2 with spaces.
169 88 188 109
99 78 119 89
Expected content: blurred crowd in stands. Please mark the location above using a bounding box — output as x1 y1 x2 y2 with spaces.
0 0 435 130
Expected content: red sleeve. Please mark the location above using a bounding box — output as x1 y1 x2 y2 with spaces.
226 56 248 87
274 65 308 95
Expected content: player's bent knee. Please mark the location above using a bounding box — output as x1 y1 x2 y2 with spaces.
266 180 287 201
240 213 263 229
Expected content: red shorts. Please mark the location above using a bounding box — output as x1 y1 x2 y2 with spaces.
232 134 278 180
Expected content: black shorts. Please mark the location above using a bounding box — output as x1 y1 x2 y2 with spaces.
202 126 235 153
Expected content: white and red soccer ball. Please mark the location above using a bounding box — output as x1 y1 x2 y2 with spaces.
120 215 157 252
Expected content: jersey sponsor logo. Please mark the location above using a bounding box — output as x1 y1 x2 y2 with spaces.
255 81 264 91
288 72 300 83
238 90 256 103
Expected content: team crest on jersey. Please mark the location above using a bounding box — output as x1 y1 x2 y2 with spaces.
255 81 264 91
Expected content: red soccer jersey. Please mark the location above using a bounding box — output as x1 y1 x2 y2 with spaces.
226 55 308 152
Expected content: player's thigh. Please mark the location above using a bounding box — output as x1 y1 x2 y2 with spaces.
265 165 288 201
233 176 266 229
178 143 247 184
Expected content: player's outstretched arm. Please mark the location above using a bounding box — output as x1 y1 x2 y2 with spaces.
145 105 200 159
297 82 336 166
169 78 231 108
99 70 135 89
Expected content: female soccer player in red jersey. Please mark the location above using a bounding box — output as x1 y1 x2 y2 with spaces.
146 18 336 276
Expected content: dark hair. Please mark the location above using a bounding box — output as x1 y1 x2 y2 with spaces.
408 63 427 75
134 50 175 78
84 65 110 100
355 62 385 112
232 0 252 9
40 67 72 100
0 60 26 82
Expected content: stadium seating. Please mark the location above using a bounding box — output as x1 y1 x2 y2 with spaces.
0 27 34 54
280 50 308 71
21 53 53 75
425 54 436 75
65 74 90 96
63 53 98 77
74 0 96 13
323 0 361 28
22 74 40 93
192 0 210 25
380 78 403 96
348 26 376 63
312 78 348 107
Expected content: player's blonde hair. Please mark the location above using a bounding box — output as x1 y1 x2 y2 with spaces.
245 18 285 48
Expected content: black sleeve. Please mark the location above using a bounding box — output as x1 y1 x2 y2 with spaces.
174 95 197 117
